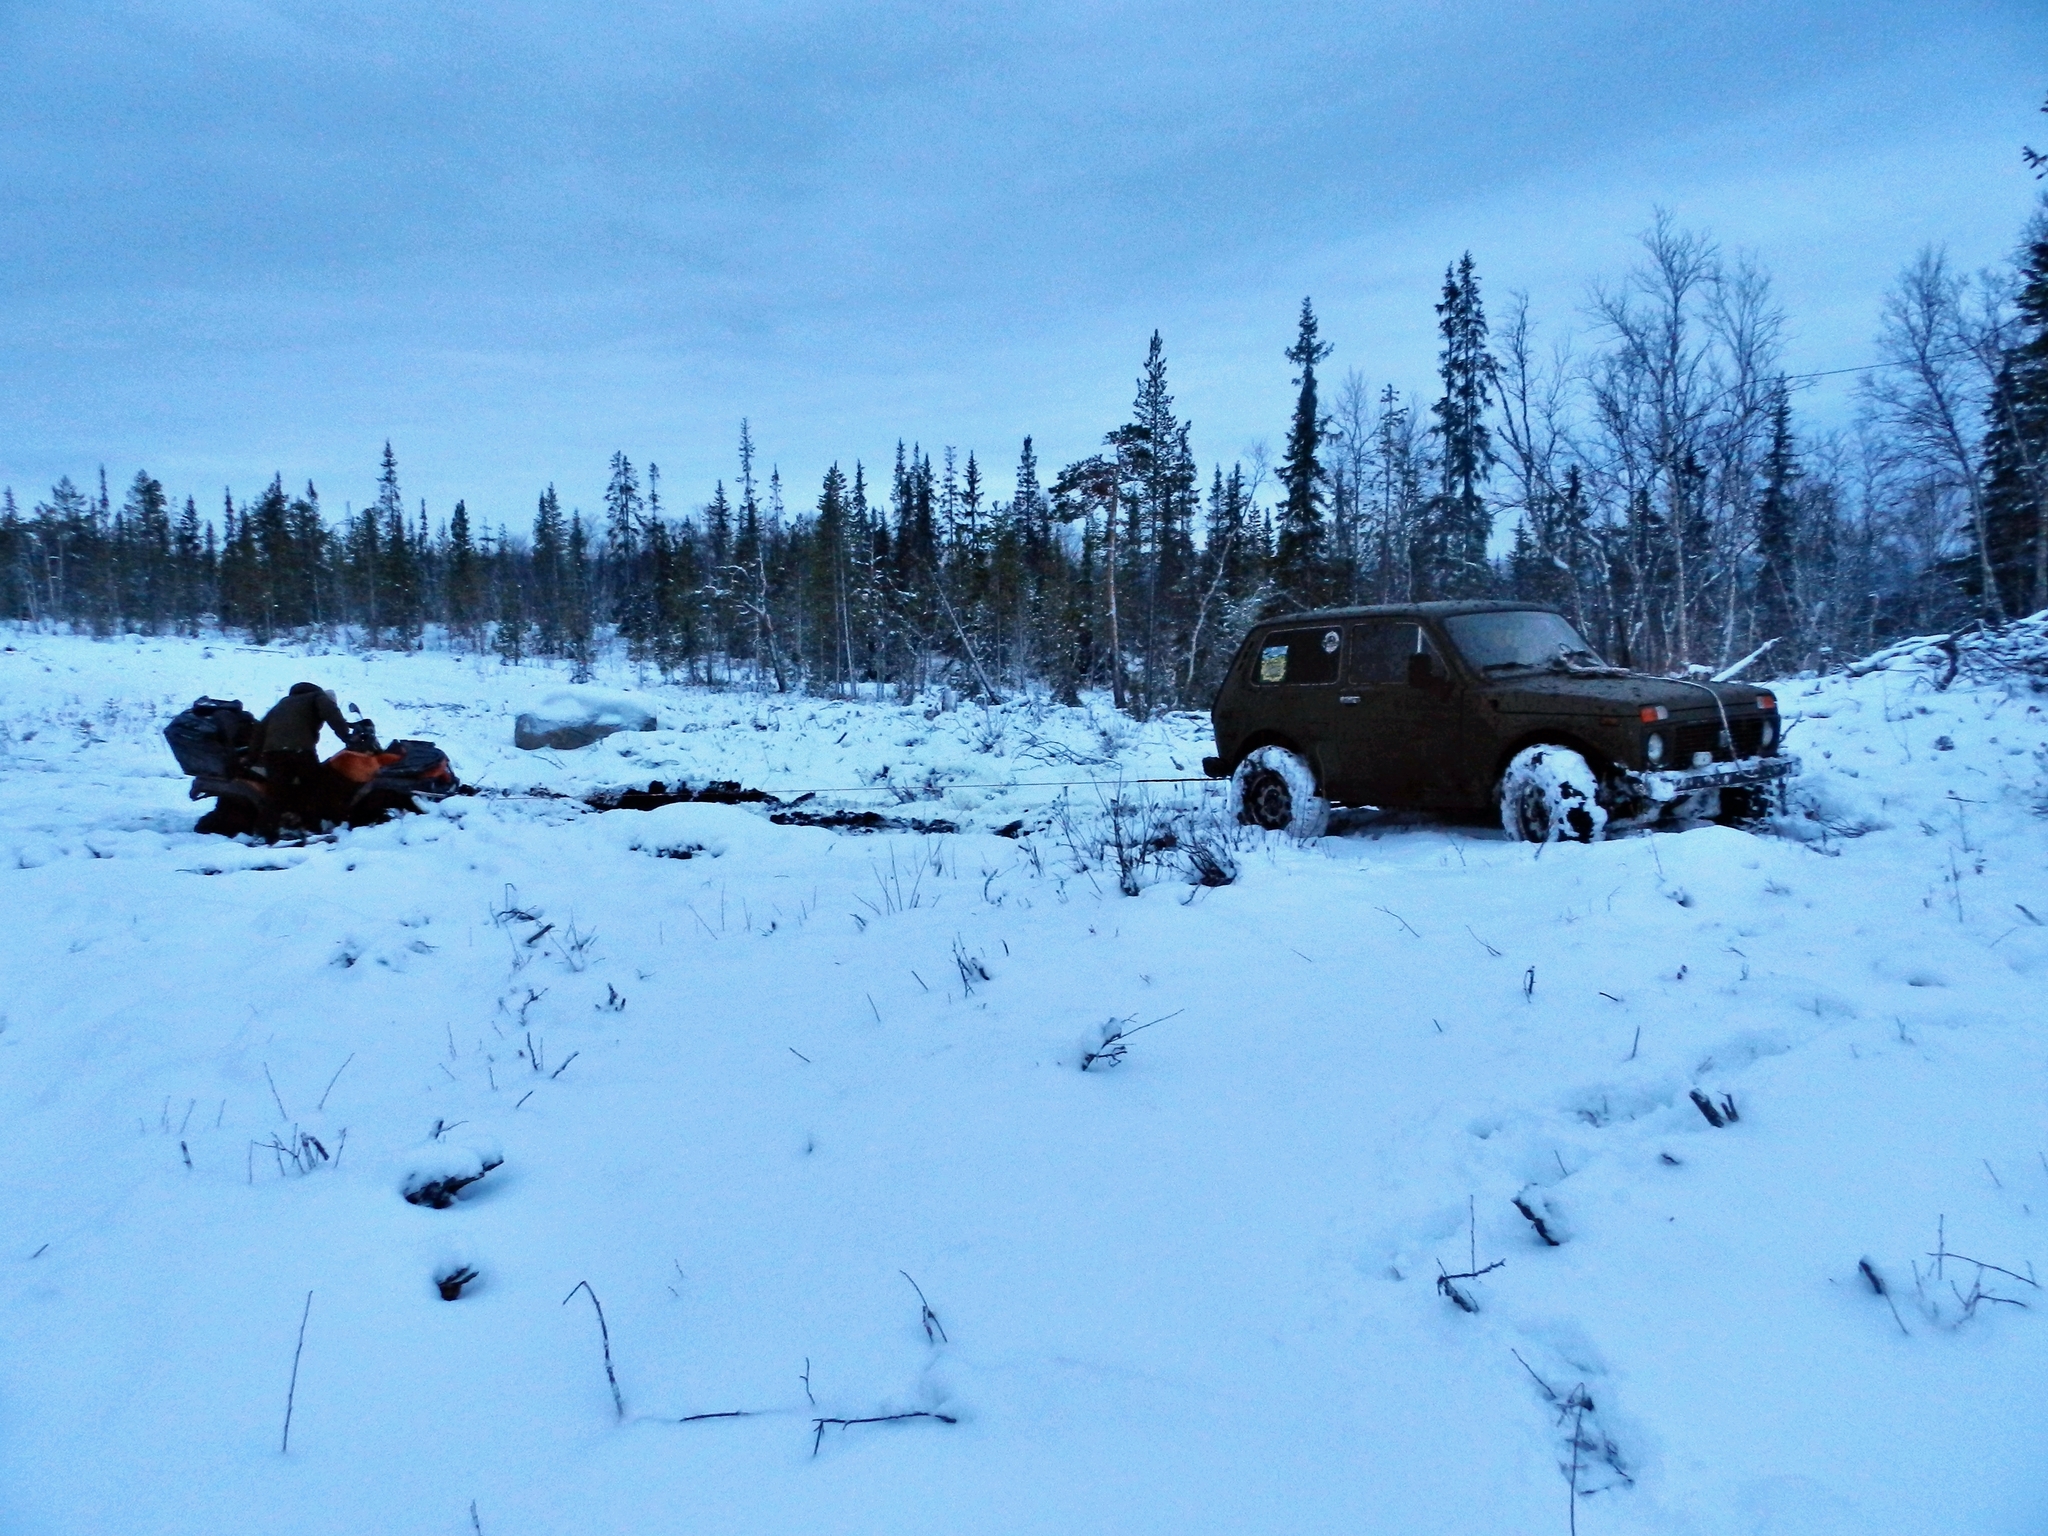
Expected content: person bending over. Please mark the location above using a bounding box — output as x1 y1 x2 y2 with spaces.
253 682 350 810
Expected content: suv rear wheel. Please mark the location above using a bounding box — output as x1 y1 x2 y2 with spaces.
1230 745 1330 838
1499 745 1607 844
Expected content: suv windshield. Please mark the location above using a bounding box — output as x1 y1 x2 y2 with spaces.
1443 610 1606 673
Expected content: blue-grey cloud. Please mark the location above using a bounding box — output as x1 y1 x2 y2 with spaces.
0 1 2040 524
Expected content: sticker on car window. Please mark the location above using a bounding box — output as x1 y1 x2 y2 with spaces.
1322 630 1340 653
1259 645 1288 682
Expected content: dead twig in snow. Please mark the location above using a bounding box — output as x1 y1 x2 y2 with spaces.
262 1063 290 1122
281 1290 313 1453
952 936 991 995
1688 1089 1739 1127
1435 1258 1504 1313
1080 1009 1183 1071
1568 1390 1586 1535
901 1271 947 1344
562 1280 624 1419
1925 1251 2040 1290
315 1052 354 1113
810 1411 957 1457
1510 1347 1560 1402
1860 1258 1910 1335
1376 905 1420 938
1512 1194 1562 1247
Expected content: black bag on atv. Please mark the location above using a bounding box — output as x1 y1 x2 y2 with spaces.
164 697 258 778
374 739 460 800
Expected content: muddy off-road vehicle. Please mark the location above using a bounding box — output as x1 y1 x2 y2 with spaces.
1202 601 1797 841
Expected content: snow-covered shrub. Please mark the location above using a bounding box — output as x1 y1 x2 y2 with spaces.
1772 767 1893 844
1043 790 1246 895
399 1137 505 1208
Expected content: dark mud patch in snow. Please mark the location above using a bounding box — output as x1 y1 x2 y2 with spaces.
588 780 958 835
586 780 780 811
767 807 959 835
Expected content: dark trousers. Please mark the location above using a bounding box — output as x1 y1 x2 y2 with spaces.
261 750 322 815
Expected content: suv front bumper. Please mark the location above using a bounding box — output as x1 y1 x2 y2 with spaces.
1627 752 1799 804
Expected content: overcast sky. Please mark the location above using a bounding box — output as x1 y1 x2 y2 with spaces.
2 1 2042 529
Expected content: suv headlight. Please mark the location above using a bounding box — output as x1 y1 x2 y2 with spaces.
1760 720 1775 751
1645 731 1666 765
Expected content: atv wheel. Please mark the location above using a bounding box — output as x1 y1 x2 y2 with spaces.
1229 745 1330 838
1499 745 1608 844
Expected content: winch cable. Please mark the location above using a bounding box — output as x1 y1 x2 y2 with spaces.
1662 676 1741 762
1553 644 1745 766
783 775 1216 796
482 774 1223 803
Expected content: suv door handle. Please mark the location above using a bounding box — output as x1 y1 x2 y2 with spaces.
1339 695 1360 705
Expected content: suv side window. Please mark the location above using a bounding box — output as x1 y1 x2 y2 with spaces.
1253 626 1343 686
1346 621 1444 684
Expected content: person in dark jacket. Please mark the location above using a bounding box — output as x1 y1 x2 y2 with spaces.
253 683 350 812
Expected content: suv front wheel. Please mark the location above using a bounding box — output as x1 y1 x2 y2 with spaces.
1499 745 1608 844
1230 745 1330 838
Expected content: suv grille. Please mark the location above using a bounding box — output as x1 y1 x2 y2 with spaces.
1673 717 1766 762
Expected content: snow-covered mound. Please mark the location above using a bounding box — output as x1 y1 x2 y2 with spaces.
513 687 660 750
1 626 2044 1535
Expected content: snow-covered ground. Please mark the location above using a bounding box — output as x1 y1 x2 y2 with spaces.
2 627 2045 1535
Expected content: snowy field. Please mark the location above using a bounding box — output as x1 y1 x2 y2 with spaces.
2 626 2046 1536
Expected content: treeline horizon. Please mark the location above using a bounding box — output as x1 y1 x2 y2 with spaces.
3 187 2044 712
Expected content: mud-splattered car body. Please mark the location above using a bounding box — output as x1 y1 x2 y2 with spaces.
1203 601 1797 828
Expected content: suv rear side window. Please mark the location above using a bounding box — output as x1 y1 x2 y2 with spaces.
1253 626 1342 685
1346 621 1441 684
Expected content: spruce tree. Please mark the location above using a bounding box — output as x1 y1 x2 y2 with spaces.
565 514 596 680
531 486 566 654
1274 299 1332 603
1982 206 2048 616
814 463 850 691
0 487 27 622
491 526 528 663
605 451 646 645
347 501 381 644
703 480 735 674
173 495 204 632
289 484 325 630
1421 253 1497 598
1753 383 1801 658
1118 332 1198 708
446 499 479 643
247 475 293 640
372 443 419 647
121 470 171 633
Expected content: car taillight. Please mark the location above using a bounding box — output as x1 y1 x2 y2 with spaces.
1639 704 1669 722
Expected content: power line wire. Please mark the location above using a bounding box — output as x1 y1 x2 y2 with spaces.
1779 347 1978 386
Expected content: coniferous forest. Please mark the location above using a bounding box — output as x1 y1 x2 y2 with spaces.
5 191 2045 710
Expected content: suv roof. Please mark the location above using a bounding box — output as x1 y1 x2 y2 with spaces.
1255 599 1562 627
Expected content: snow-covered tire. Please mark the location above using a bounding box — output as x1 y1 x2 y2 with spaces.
1229 745 1329 838
1499 745 1608 845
